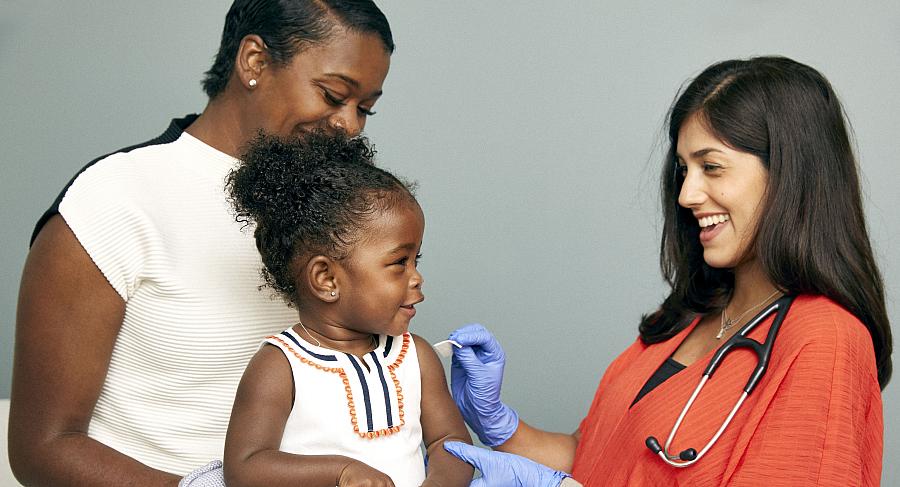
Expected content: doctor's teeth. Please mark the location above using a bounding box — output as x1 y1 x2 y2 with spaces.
699 215 730 228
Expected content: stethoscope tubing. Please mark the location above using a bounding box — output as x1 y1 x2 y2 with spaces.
647 295 797 468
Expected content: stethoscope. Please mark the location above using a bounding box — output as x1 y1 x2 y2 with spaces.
645 294 796 467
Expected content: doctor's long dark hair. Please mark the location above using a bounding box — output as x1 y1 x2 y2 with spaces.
638 56 892 389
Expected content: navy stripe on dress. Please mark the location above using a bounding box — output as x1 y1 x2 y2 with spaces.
370 351 394 428
280 331 338 362
346 354 374 432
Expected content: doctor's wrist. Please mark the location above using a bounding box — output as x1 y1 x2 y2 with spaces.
476 403 519 447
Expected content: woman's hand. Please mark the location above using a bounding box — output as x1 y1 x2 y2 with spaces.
338 461 396 487
448 324 520 447
443 442 572 487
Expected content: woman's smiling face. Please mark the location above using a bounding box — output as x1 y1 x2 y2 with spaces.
252 30 391 138
676 113 769 270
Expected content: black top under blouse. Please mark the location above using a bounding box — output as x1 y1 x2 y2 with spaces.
631 357 686 407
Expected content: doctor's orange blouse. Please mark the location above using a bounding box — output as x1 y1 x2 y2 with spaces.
570 295 883 486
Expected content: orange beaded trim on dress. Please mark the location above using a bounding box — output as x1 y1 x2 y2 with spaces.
267 333 410 439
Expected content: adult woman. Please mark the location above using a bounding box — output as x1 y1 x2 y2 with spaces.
10 1 392 484
444 56 892 486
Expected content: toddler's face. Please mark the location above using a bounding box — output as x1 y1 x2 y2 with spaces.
334 201 425 337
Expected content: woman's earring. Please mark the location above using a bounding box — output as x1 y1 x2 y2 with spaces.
248 79 257 88
330 291 337 297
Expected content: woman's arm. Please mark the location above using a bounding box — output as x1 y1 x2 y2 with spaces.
223 345 395 487
495 422 579 473
9 215 181 486
412 334 475 486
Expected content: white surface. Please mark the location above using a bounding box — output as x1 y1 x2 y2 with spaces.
1 399 23 486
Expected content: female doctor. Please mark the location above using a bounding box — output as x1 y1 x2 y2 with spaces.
443 56 892 486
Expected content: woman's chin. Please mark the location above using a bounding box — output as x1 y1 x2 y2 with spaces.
702 251 738 270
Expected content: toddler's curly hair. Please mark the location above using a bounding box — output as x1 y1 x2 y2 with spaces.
227 131 416 306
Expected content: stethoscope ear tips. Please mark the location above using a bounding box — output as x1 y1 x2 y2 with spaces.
679 448 698 461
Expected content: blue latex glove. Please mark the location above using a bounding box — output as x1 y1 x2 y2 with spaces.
179 460 225 487
444 441 570 487
449 324 519 447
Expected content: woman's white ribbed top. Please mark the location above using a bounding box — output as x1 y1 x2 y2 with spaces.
58 132 297 474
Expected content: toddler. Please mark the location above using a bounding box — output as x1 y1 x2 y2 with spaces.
222 132 473 487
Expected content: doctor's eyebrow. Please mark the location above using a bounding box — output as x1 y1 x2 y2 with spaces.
691 148 725 158
676 148 727 160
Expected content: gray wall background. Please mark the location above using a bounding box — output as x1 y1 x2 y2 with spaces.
2 1 897 483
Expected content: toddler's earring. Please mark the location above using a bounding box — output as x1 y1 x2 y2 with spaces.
330 291 336 297
248 79 257 88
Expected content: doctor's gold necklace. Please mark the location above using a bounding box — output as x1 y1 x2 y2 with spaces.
717 290 781 339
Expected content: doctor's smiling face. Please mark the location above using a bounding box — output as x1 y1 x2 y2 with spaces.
676 113 769 269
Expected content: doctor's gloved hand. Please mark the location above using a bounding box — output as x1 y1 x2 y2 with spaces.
443 441 572 487
449 324 519 447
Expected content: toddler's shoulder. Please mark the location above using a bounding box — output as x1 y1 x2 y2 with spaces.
409 333 430 355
